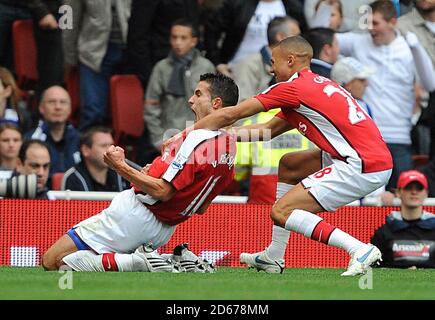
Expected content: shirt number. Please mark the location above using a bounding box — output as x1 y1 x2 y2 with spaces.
323 85 367 125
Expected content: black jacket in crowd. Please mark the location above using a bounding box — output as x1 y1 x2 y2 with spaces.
0 0 62 20
371 211 435 268
62 161 128 192
204 0 307 66
126 0 200 89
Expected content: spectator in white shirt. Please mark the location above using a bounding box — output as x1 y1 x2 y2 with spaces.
335 0 435 192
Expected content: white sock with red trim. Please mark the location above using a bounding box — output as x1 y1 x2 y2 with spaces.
62 250 105 272
264 183 293 260
327 229 365 254
62 251 147 272
284 209 365 254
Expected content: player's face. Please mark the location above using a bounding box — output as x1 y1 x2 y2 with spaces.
369 12 396 46
345 78 368 100
0 128 22 161
271 46 293 82
39 87 71 124
189 81 213 122
170 25 198 57
20 145 50 191
84 132 114 169
398 182 428 209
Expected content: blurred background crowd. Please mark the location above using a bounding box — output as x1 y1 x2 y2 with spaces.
0 0 434 205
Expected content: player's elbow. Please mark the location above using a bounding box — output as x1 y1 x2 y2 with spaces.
155 191 172 202
152 183 176 202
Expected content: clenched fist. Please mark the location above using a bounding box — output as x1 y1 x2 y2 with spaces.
103 145 125 170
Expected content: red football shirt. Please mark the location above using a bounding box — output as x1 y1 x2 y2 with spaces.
138 130 236 225
256 69 393 173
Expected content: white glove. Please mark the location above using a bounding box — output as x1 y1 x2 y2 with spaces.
405 32 419 48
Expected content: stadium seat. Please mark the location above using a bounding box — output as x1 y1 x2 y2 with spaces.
12 20 38 89
110 75 145 159
51 173 65 191
412 154 430 168
248 175 278 204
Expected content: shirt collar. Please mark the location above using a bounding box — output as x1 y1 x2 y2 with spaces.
311 58 332 69
287 68 311 82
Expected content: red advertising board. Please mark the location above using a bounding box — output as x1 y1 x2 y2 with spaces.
1 199 424 268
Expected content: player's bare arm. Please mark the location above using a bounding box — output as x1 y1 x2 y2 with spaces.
161 98 265 153
234 115 294 142
193 97 265 131
104 145 176 201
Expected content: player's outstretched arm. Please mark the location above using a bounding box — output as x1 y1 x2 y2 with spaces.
104 145 176 201
194 98 265 131
234 115 294 142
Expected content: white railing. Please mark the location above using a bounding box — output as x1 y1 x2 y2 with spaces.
45 190 435 206
47 190 249 204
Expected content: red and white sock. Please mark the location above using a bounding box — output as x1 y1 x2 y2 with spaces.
284 209 365 254
62 251 146 272
62 250 105 272
265 183 293 260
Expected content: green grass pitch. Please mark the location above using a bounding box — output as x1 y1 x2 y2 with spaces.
0 266 434 300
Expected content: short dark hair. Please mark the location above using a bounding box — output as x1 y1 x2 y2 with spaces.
303 27 335 59
370 0 397 21
199 73 239 107
171 18 199 38
19 139 50 162
80 126 113 147
267 16 299 47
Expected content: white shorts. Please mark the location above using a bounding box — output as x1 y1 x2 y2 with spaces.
301 152 392 212
73 188 176 254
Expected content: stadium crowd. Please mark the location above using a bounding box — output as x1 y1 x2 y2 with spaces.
0 0 434 202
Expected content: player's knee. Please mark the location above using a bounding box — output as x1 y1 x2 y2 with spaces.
41 251 58 271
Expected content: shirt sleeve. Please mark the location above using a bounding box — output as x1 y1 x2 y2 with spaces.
255 82 300 111
335 32 358 56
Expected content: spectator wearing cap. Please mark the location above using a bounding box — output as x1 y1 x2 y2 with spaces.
371 170 435 268
331 56 375 118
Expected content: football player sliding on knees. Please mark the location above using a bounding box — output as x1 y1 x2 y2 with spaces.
172 36 393 276
41 73 238 272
